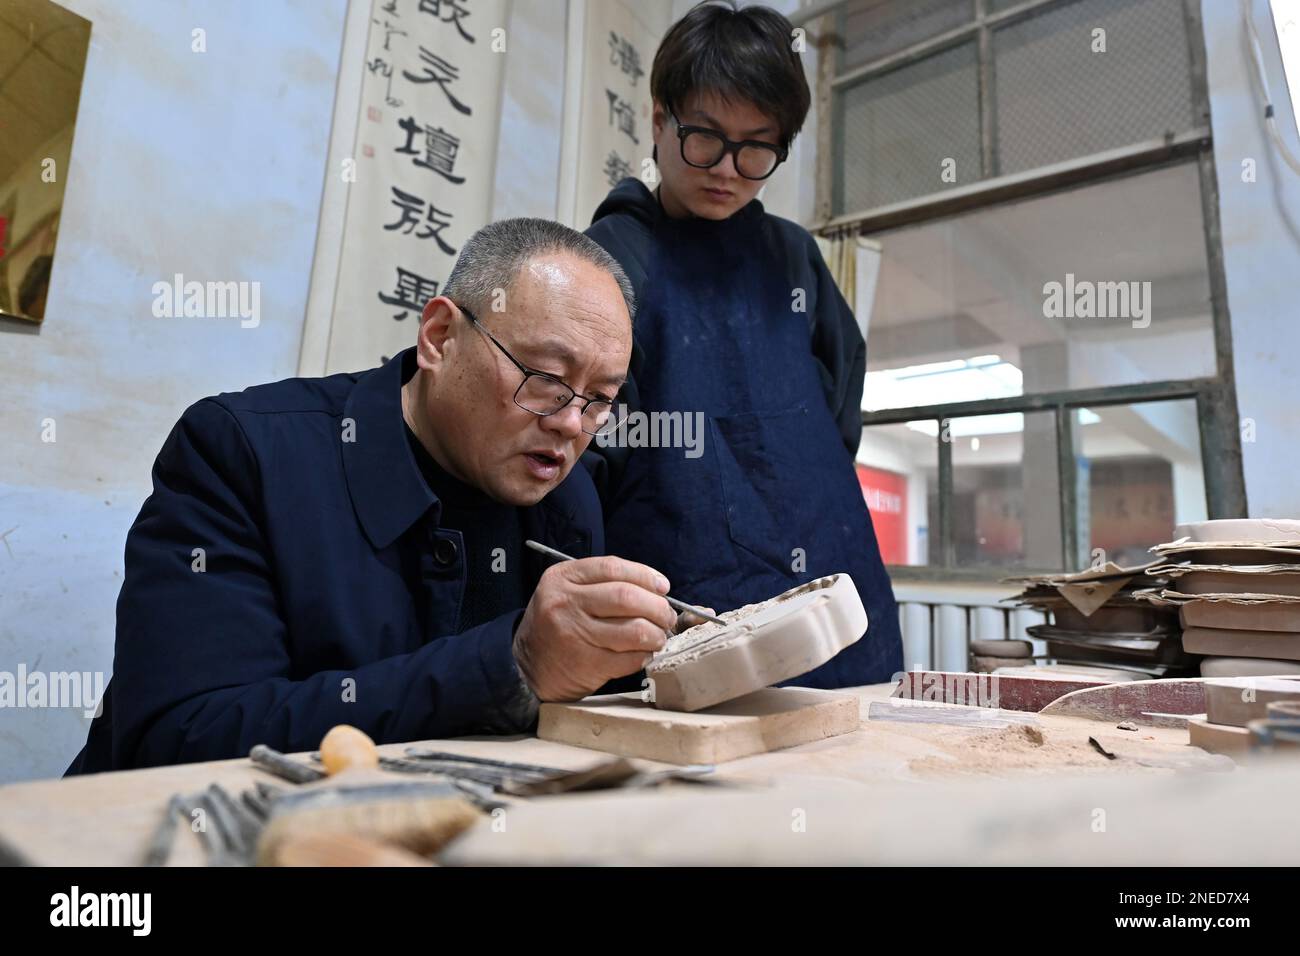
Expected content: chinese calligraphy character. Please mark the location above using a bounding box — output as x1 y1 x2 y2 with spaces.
381 0 398 15
395 116 466 184
372 18 407 51
378 266 440 321
385 186 458 256
608 32 644 85
606 89 639 144
603 151 631 187
403 47 472 115
419 0 474 43
367 57 403 108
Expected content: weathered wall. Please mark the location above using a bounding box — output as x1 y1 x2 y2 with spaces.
0 0 348 782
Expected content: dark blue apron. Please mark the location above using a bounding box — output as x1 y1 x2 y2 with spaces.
603 203 903 687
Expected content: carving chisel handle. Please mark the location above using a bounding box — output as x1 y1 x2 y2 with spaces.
523 539 725 625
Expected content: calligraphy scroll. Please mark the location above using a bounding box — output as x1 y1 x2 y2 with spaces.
571 0 658 226
329 0 508 372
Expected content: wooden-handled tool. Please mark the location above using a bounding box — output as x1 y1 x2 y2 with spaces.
256 725 481 866
524 539 725 625
319 724 380 774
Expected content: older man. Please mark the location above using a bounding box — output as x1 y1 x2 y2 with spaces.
67 218 678 773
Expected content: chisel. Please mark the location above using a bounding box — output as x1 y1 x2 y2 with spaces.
524 539 725 624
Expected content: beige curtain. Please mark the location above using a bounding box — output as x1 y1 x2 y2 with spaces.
815 230 857 306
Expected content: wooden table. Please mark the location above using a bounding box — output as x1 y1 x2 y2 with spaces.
3 684 1297 865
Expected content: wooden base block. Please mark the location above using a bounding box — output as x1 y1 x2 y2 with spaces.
1188 717 1253 756
537 687 859 765
1204 677 1300 727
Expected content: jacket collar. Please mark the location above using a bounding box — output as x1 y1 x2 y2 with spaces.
342 349 437 550
342 348 595 554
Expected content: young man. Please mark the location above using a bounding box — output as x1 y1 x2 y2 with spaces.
584 1 903 688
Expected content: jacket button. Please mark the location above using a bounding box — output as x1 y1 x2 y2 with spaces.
433 538 459 567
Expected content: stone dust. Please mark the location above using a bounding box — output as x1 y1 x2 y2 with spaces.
908 723 1169 778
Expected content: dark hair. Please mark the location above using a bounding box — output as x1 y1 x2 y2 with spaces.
651 1 810 150
443 217 635 323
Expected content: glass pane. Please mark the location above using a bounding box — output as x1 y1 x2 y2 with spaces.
858 420 936 566
840 0 974 72
993 0 1196 174
1073 399 1206 569
861 162 1215 410
0 0 92 323
950 410 1062 569
835 40 981 212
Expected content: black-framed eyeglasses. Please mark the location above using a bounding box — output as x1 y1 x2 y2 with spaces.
458 304 622 437
670 109 787 181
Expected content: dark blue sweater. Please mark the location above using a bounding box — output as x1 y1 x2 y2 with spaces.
583 178 903 688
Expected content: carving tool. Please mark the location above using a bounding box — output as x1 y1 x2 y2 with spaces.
256 725 481 864
524 539 725 624
250 743 324 784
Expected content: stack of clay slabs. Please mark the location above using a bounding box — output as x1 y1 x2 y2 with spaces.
1005 562 1194 679
1189 677 1300 756
1142 519 1300 679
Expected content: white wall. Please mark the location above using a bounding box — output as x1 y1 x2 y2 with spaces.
9 0 1291 785
0 0 347 782
1204 0 1300 518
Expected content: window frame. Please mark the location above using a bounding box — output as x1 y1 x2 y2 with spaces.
811 0 1245 581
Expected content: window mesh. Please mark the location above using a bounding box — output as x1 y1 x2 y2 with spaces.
836 41 982 212
833 0 1199 214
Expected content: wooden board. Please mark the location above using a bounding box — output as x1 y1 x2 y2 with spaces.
1204 677 1300 727
1183 600 1300 633
1037 678 1208 727
1188 717 1253 756
892 670 1111 712
0 684 1237 866
537 687 859 764
1200 656 1300 677
1183 626 1300 660
439 759 1296 867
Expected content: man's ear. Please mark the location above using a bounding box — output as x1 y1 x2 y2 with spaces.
415 296 458 370
651 100 668 141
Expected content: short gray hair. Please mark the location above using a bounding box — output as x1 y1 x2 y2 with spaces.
441 217 636 325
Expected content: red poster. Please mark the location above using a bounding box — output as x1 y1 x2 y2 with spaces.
857 465 907 564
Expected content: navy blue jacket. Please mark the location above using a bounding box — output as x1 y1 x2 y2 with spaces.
66 349 602 774
584 179 903 688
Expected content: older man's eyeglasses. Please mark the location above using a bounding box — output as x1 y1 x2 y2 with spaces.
458 304 622 437
670 110 787 181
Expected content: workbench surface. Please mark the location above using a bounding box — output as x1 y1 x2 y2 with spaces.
4 684 1297 866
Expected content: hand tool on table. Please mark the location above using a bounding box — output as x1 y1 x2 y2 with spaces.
524 539 725 624
141 794 188 867
250 743 325 784
256 725 482 864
